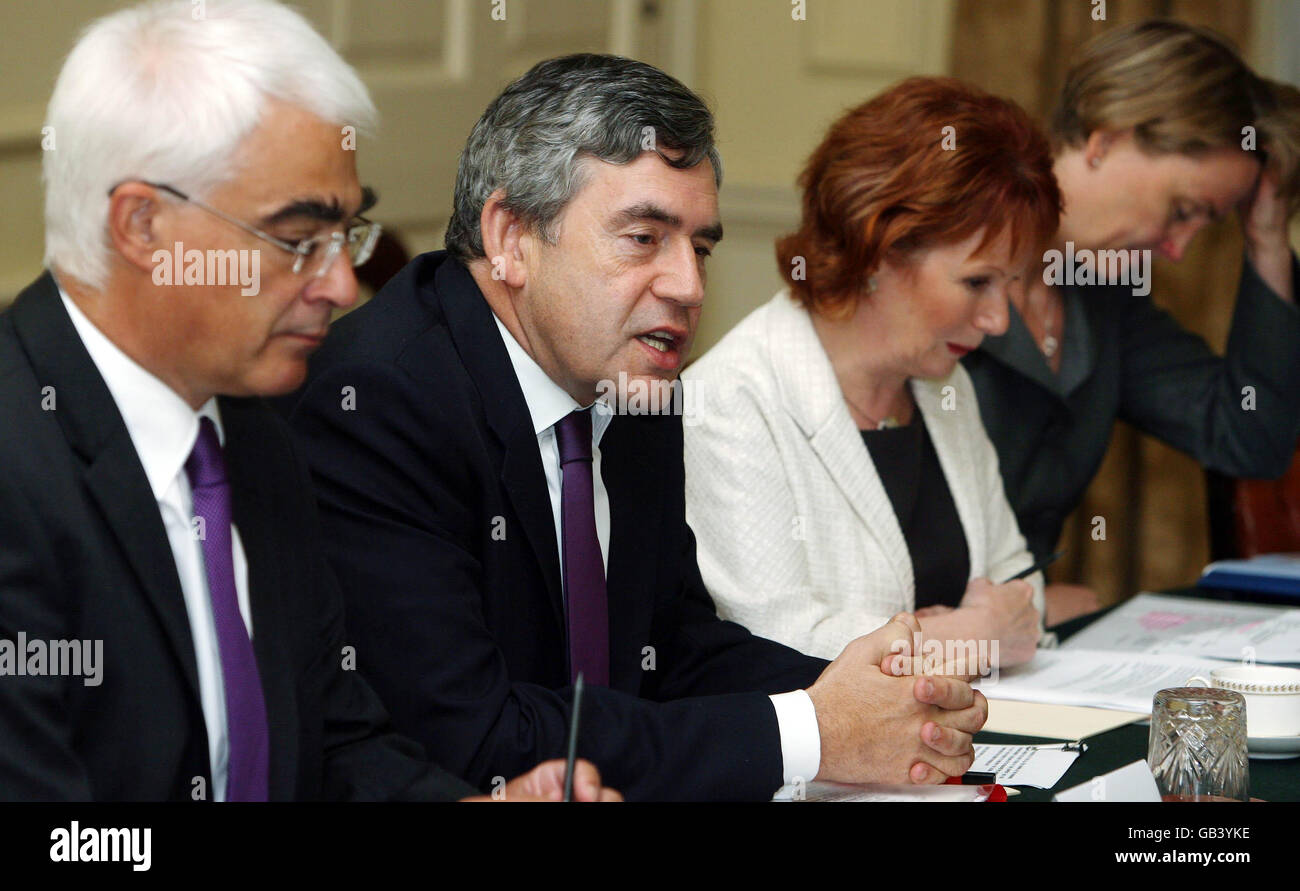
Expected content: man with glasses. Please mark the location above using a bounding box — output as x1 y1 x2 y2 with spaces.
0 0 617 802
120 181 383 284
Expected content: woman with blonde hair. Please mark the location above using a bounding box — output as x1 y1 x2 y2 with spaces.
683 77 1057 663
961 20 1300 624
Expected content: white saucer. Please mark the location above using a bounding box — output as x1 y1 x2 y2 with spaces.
1247 734 1300 759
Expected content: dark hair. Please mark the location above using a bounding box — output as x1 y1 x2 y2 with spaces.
444 53 722 262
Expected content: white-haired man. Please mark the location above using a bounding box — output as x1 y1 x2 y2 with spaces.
0 0 617 802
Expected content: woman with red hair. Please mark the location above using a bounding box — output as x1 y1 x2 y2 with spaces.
683 77 1058 665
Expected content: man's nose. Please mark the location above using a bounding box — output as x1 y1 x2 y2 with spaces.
307 248 361 310
656 240 706 308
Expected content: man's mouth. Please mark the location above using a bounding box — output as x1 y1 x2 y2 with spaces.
278 329 329 347
637 332 676 352
634 328 687 370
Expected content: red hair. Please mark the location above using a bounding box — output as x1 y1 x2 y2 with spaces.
777 77 1061 316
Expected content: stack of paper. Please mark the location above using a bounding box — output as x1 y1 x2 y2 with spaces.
978 648 1234 714
982 699 1145 738
1062 593 1300 663
972 743 1079 789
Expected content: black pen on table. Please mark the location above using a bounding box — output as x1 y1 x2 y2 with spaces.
563 672 585 802
999 550 1064 584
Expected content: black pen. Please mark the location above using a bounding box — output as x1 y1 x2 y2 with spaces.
563 672 585 802
1000 550 1064 584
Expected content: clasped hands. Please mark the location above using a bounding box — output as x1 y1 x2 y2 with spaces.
808 612 989 786
474 609 993 800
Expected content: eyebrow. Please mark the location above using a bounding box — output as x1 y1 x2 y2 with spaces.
961 264 1004 277
262 185 377 226
613 201 724 243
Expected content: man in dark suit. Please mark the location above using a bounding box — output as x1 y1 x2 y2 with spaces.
286 54 987 801
0 0 614 803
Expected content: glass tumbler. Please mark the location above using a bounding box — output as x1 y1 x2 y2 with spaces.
1147 686 1250 802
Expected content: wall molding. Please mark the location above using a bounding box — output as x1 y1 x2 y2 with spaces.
0 103 46 154
718 183 799 229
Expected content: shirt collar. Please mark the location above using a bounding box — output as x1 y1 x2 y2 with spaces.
491 311 611 445
58 284 224 500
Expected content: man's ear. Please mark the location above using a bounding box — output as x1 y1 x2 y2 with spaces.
478 189 529 289
106 183 168 275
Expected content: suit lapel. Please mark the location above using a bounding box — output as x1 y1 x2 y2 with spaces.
499 430 565 630
432 258 565 631
598 415 661 691
11 273 203 701
804 411 914 595
219 397 299 801
978 301 1066 400
766 294 914 594
82 436 204 699
972 286 1101 402
1057 285 1097 397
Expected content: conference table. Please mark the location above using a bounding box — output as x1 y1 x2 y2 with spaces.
975 586 1300 802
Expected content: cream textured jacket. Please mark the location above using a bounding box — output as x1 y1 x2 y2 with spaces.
683 291 1043 659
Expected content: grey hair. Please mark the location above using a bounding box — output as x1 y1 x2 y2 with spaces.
444 53 722 262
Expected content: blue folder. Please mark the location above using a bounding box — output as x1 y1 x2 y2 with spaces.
1200 553 1300 598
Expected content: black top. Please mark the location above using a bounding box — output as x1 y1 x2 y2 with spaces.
861 414 969 609
963 255 1300 562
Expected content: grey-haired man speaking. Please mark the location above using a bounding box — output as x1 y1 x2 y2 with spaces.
285 53 986 801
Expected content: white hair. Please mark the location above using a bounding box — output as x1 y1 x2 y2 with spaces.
43 0 377 289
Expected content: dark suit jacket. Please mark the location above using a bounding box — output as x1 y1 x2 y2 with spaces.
0 272 475 801
964 256 1300 562
284 251 828 801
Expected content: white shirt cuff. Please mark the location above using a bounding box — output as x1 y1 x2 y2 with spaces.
769 689 821 784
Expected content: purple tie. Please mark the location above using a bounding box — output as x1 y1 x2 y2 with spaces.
185 417 269 802
554 409 609 687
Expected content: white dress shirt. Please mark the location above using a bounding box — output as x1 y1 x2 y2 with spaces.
61 289 252 802
491 314 821 784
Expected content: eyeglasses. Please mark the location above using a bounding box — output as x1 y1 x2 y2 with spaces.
109 180 382 278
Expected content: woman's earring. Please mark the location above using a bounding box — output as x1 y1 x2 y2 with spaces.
1089 156 1100 169
867 275 878 293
